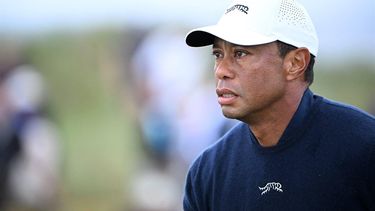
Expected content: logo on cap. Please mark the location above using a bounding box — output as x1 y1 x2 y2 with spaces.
225 4 249 15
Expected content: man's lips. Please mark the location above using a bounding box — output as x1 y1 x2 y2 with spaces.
216 88 238 105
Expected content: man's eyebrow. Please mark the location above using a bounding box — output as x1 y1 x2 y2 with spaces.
212 43 220 49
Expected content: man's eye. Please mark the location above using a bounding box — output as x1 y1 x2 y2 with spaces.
234 50 247 58
212 51 223 59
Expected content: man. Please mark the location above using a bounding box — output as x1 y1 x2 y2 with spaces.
183 0 375 210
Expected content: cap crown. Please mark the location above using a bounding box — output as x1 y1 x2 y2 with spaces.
186 0 319 56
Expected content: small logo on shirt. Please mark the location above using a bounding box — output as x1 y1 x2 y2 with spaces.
259 182 283 195
225 4 249 15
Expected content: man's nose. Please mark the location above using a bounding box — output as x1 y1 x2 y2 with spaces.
215 58 235 80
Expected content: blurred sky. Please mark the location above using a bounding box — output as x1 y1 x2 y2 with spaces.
1 0 375 60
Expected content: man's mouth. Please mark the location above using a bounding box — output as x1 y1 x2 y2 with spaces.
221 93 236 98
216 88 238 105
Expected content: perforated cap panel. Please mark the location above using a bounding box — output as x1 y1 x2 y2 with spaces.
278 0 313 32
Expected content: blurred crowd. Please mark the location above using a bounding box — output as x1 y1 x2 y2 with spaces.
0 25 238 211
0 25 237 211
0 54 60 210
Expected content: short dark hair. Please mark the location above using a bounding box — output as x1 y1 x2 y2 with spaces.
276 41 315 85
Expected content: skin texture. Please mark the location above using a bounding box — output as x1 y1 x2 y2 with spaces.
212 38 311 147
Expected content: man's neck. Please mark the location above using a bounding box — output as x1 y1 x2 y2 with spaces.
248 87 307 147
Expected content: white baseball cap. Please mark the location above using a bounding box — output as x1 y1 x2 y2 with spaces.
185 0 319 56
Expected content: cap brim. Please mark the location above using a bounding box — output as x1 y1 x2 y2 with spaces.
185 25 277 47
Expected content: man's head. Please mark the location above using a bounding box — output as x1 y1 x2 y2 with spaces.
185 0 318 122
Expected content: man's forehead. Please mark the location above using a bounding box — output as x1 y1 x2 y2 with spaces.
212 38 246 49
212 38 227 48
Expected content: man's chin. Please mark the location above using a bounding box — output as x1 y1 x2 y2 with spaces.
222 109 241 120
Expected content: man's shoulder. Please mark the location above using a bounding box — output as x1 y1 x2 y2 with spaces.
319 97 375 124
189 122 249 169
317 96 375 144
206 122 249 154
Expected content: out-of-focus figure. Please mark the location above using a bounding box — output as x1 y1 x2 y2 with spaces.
0 55 22 209
131 26 208 164
128 26 236 211
0 64 60 211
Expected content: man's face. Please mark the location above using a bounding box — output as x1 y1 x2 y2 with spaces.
213 39 287 122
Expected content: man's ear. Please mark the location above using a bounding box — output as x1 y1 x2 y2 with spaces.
284 48 310 82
